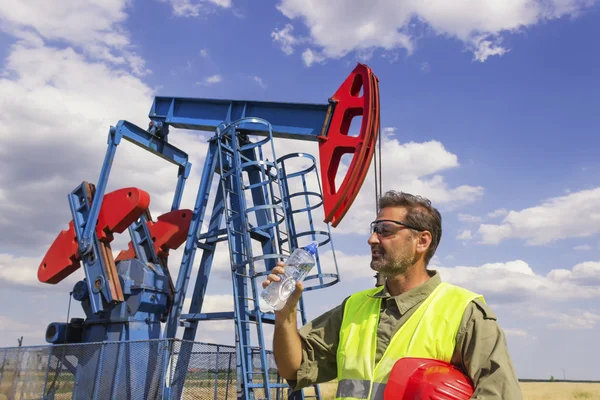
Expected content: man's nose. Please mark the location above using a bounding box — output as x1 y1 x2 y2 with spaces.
367 231 380 245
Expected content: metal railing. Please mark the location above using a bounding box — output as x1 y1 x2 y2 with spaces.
0 339 284 400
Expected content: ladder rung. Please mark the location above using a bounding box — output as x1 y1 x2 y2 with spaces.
247 383 289 389
242 345 262 350
239 153 253 163
237 319 258 325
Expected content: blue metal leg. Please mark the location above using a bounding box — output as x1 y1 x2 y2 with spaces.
165 139 219 339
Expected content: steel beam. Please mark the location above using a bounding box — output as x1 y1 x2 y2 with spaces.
149 97 332 141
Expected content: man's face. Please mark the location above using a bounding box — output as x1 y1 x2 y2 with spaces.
368 206 418 277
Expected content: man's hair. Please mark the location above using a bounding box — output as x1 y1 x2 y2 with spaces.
378 191 442 266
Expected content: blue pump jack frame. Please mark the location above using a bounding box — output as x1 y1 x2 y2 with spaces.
71 120 191 315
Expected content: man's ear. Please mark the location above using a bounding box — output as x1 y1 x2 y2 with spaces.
415 231 432 255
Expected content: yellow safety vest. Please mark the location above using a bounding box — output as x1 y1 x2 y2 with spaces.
336 282 483 400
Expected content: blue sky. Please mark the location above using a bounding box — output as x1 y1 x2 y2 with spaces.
1 0 600 383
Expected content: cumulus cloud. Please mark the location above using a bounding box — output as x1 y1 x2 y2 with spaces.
0 0 149 74
272 0 598 64
476 187 600 245
436 260 600 304
163 0 232 17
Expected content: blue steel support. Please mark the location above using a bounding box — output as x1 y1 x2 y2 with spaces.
149 97 332 141
172 162 191 211
167 188 226 400
164 138 219 340
128 213 160 265
68 182 115 313
181 187 226 342
78 126 120 255
225 130 253 400
162 137 219 400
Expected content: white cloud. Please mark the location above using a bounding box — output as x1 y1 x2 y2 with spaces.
458 213 482 223
488 208 509 218
302 49 326 67
251 75 267 89
0 254 57 287
534 310 600 330
271 24 300 55
198 74 222 85
209 0 232 7
272 0 598 63
457 230 473 240
0 0 149 75
476 187 600 245
574 244 593 251
472 36 510 62
164 0 231 17
504 328 528 337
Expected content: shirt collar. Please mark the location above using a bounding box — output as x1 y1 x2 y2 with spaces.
369 270 441 314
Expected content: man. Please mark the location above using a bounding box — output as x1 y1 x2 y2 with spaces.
263 191 522 399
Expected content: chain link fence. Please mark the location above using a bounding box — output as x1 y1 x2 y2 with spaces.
0 339 289 400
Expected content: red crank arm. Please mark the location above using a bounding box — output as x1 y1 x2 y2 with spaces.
38 187 150 284
319 63 380 227
115 209 192 262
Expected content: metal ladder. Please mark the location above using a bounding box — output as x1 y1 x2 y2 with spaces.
216 117 293 399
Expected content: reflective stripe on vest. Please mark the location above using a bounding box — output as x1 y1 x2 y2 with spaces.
335 282 483 400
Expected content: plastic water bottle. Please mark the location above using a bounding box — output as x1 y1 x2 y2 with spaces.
259 241 319 312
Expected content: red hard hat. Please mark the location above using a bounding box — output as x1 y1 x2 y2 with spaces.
384 357 474 400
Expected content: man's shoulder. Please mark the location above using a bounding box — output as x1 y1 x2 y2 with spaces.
467 297 498 321
440 282 498 321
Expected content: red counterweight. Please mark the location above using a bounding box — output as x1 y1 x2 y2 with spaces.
384 358 474 400
38 187 150 285
115 209 192 262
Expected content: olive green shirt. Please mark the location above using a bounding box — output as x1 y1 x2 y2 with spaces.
290 271 522 399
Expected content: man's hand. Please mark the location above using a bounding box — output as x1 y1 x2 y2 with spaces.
265 261 304 380
262 261 304 317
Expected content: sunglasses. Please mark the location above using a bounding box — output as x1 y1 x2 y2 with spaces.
370 219 424 238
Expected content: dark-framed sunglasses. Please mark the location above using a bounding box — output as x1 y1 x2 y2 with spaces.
370 219 424 238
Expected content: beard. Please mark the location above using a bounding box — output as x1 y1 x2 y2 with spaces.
370 250 416 277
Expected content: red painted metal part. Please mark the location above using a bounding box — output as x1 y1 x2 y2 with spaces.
319 63 380 227
38 187 150 284
384 358 474 400
115 209 193 262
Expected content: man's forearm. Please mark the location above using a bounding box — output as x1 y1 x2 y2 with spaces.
273 310 303 380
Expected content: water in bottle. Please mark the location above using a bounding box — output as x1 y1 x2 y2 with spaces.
259 241 319 312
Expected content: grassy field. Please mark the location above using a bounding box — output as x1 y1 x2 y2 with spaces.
305 381 600 400
3 374 600 399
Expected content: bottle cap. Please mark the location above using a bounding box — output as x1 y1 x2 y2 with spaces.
303 241 319 256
